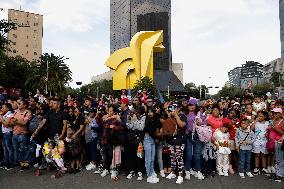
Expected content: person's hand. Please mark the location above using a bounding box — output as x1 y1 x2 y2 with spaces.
236 146 240 153
71 135 77 140
172 109 179 118
59 134 64 140
31 131 37 139
109 125 114 129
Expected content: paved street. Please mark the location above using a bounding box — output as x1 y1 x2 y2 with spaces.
0 168 283 189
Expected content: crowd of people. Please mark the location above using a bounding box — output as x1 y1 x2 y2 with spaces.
0 89 284 184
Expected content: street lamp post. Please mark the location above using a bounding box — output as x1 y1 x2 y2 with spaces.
45 60 49 95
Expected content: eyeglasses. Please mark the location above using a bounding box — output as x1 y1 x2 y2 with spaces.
146 101 153 103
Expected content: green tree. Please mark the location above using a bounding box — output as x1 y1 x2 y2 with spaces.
25 53 72 94
0 55 30 89
270 72 284 87
184 82 199 98
215 86 243 98
0 19 17 54
133 77 156 96
252 82 275 96
80 79 114 97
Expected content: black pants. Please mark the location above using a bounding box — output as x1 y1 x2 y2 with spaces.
103 144 113 170
126 142 144 173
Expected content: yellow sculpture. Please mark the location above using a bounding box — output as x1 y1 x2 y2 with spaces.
105 30 165 90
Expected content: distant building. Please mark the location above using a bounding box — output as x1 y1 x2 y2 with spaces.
110 0 171 70
94 0 184 91
7 9 43 62
240 61 264 89
228 67 242 87
263 58 283 82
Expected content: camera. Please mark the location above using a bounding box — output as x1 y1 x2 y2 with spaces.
168 104 178 112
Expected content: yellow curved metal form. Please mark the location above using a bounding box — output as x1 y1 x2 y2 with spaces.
105 30 164 90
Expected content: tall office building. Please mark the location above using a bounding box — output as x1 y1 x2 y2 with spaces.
109 0 183 91
110 0 171 70
228 67 242 87
7 9 43 62
280 0 284 58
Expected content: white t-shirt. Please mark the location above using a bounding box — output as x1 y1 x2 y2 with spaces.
1 111 14 133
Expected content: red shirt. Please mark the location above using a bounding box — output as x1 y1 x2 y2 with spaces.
222 117 240 140
207 115 223 138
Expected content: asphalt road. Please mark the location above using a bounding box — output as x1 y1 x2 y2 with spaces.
0 168 283 189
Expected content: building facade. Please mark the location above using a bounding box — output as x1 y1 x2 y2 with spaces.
7 9 43 62
110 0 171 70
240 61 264 89
228 67 242 87
263 58 283 82
108 0 183 91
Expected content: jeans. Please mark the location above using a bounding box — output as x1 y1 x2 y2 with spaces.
156 142 163 171
12 134 29 165
144 134 155 177
2 132 14 165
87 138 97 162
184 133 203 172
239 150 251 173
275 141 284 177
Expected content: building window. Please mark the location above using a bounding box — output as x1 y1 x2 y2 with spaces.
27 36 29 39
34 52 37 55
27 51 29 54
13 49 16 53
26 44 28 47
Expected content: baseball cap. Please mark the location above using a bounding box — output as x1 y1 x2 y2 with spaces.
121 98 129 104
188 97 197 105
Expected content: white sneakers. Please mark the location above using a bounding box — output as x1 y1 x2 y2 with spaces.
127 171 143 180
147 175 159 184
223 172 229 177
218 170 224 176
111 170 118 179
194 171 205 180
239 172 254 178
100 169 109 177
271 166 276 173
137 172 143 181
267 166 272 174
166 172 177 179
185 171 191 180
160 170 166 178
127 171 135 179
239 173 245 178
86 162 96 171
246 172 254 178
176 176 184 184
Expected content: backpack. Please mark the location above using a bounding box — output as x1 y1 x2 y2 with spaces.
195 125 212 143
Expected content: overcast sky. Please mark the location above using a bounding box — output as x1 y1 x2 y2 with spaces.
1 0 280 93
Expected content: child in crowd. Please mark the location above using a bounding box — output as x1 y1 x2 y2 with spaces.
65 126 82 174
85 108 100 171
235 118 255 178
252 111 269 175
252 96 267 113
222 109 240 174
213 123 231 176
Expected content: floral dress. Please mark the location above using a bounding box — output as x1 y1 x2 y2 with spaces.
253 121 269 154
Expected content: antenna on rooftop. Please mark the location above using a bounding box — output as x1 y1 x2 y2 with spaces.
20 0 22 10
